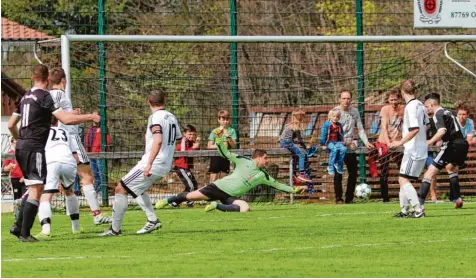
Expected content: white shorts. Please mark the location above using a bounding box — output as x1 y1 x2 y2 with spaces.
120 163 163 198
44 162 77 193
399 153 426 180
72 134 90 164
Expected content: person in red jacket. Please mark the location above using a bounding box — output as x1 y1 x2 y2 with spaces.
173 124 200 207
84 111 111 193
3 138 27 208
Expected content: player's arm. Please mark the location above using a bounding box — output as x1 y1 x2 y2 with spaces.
215 136 238 163
54 109 99 125
144 125 163 176
41 93 99 125
391 107 421 147
427 111 446 145
8 115 21 141
261 172 298 194
427 112 446 146
379 108 391 145
8 105 21 140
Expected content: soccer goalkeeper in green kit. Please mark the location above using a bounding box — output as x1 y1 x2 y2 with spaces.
156 133 304 212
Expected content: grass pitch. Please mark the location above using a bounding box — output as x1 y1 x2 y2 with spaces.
2 202 476 277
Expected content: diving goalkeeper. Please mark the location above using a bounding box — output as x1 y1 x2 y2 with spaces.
155 134 304 212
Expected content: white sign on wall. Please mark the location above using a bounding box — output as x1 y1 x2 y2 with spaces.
414 0 476 28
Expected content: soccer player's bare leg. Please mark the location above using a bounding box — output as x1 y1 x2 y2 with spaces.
77 163 111 224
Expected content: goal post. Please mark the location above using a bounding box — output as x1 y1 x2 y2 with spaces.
54 34 476 206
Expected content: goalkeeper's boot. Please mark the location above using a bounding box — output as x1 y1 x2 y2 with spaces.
34 232 51 240
205 201 217 212
136 220 162 234
155 199 169 209
99 226 121 236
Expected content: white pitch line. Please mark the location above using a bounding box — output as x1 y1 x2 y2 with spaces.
3 255 129 262
3 237 475 263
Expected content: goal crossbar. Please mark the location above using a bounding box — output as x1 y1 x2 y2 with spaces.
60 34 476 99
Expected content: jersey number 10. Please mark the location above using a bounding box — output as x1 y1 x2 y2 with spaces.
167 124 176 145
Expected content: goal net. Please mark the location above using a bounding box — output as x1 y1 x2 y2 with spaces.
3 35 475 209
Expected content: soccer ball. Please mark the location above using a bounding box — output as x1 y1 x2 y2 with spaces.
354 183 372 199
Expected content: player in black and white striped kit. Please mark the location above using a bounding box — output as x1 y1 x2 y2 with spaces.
419 93 468 210
48 68 111 225
8 65 99 242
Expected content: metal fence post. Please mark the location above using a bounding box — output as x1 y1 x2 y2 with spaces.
98 0 109 206
229 0 240 148
355 0 366 185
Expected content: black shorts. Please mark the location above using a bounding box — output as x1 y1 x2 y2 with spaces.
15 149 47 186
432 139 469 170
10 178 27 200
208 156 230 174
198 183 239 204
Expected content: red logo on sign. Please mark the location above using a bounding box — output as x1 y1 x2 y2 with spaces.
424 0 436 14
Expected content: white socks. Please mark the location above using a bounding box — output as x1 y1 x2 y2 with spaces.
136 193 158 222
83 184 100 213
65 194 80 232
38 202 52 234
402 183 422 212
112 194 128 232
399 189 409 214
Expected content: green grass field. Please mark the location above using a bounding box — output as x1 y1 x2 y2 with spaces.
2 202 476 277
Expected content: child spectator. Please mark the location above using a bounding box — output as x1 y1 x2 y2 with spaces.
84 110 111 193
174 124 200 207
320 109 347 176
279 110 312 183
3 137 26 217
207 110 238 182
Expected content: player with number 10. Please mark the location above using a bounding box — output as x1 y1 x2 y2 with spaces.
100 89 182 236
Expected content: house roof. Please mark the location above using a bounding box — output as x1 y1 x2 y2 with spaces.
1 72 26 116
1 17 55 41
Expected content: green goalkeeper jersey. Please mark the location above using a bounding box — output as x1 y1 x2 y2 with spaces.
213 139 293 197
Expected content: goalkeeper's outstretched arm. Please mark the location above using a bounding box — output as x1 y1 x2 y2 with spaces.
215 136 238 164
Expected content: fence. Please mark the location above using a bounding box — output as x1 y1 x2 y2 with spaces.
2 1 476 208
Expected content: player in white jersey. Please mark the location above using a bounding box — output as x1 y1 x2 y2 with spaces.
48 68 111 225
100 89 182 236
389 80 427 218
35 117 82 239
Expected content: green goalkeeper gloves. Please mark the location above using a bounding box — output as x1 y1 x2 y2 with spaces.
291 186 306 194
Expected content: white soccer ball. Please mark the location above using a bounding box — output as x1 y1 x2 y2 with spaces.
354 183 372 199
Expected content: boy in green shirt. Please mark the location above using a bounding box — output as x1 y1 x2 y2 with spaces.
156 135 304 212
207 110 238 182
